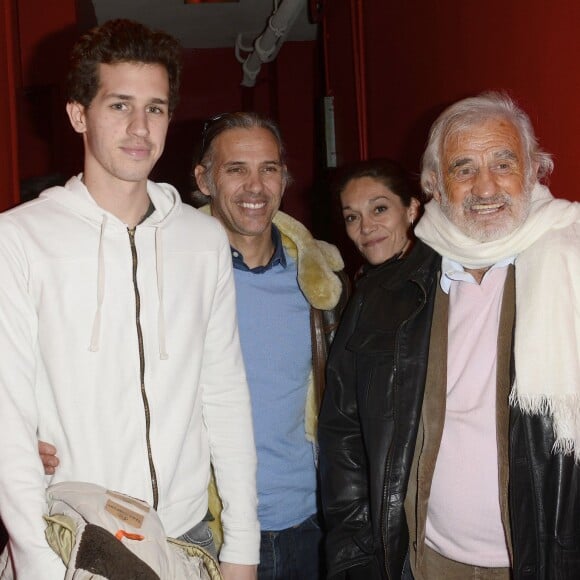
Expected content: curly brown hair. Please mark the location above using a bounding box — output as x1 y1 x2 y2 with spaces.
66 19 182 114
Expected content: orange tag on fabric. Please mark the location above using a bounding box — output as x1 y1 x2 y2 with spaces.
115 529 145 541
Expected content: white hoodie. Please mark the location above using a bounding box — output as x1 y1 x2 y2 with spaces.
0 176 259 578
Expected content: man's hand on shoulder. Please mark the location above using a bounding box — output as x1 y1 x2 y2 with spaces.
220 563 257 580
38 440 59 475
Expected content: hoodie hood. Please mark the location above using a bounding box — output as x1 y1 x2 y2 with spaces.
39 175 182 359
39 174 182 230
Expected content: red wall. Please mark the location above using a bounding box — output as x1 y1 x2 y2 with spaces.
151 47 247 197
0 3 319 217
9 3 318 218
16 0 82 188
321 0 360 166
8 1 579 220
323 0 580 202
152 42 319 229
274 41 318 229
0 0 20 210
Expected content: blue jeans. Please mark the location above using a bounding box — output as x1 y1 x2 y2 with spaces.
178 519 218 561
259 513 324 579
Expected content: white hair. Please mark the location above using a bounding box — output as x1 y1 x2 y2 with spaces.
420 91 554 199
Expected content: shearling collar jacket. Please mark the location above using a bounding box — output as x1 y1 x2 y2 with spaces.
272 210 350 440
198 205 349 440
199 204 349 551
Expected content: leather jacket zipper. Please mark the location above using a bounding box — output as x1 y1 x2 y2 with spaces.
128 226 159 509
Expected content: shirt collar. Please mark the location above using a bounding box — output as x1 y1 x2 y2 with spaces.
231 224 287 273
440 255 515 294
137 199 155 225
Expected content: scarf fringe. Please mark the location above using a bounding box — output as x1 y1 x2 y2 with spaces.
416 182 580 462
509 390 580 461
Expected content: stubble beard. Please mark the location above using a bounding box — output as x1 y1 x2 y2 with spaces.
440 185 533 242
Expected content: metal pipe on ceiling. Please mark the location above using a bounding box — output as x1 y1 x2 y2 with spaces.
235 0 304 87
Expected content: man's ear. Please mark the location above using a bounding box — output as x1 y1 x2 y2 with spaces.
281 164 288 196
193 164 212 197
426 171 442 203
409 197 421 222
66 101 87 134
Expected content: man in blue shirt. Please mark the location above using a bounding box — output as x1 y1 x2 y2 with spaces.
193 112 348 579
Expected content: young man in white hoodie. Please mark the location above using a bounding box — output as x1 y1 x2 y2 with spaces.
0 19 259 580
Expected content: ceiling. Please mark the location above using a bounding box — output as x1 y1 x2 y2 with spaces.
91 0 318 49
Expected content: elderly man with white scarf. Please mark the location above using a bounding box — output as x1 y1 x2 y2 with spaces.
401 92 580 580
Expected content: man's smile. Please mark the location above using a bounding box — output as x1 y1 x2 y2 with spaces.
469 202 505 214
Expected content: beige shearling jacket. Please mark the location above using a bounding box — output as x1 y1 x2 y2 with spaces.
199 205 349 547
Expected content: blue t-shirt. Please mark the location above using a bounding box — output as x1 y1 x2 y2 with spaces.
231 229 316 530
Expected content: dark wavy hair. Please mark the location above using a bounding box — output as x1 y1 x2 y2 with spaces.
196 112 287 168
334 158 423 208
66 19 182 114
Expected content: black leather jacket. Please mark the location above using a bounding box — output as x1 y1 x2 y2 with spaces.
509 410 580 578
319 240 440 579
311 269 351 407
319 239 580 579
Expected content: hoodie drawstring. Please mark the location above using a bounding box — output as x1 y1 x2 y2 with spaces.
88 217 168 360
155 228 168 360
89 214 107 352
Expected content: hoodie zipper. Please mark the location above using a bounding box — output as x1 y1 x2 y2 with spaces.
128 226 159 509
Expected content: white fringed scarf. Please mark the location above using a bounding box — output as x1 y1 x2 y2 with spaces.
416 183 580 459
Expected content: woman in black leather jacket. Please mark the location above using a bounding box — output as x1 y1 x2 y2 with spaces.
318 160 440 579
